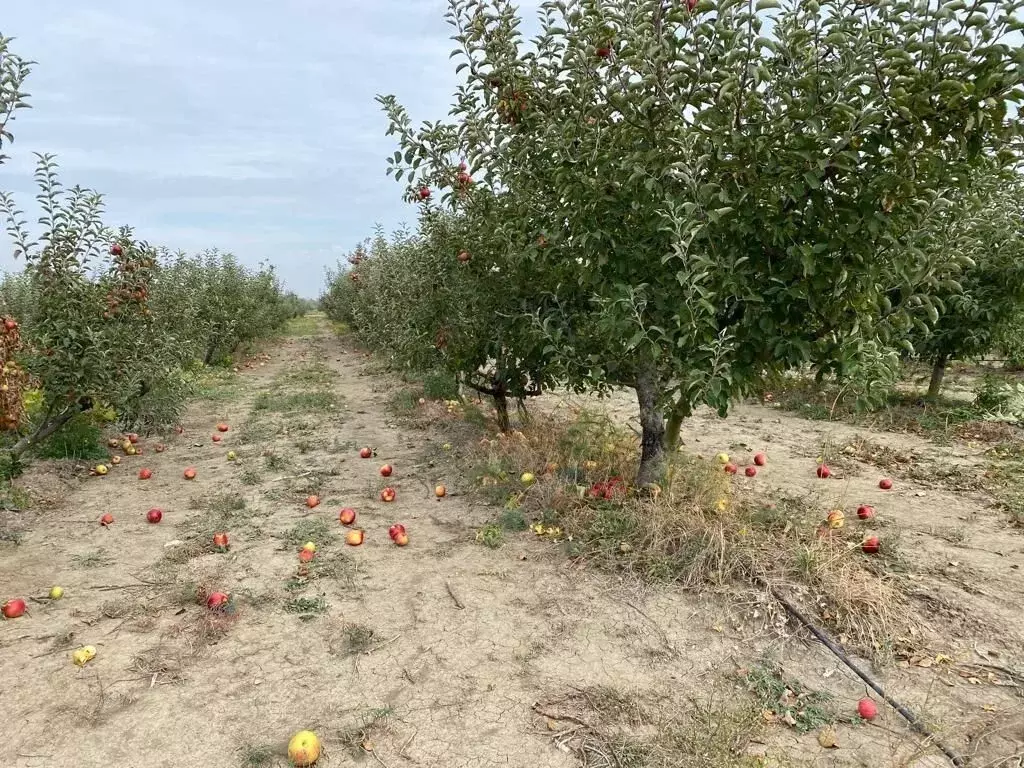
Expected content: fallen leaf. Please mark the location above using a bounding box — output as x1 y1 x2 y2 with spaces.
817 726 839 748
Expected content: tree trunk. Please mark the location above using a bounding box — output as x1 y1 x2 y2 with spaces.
493 387 510 433
926 355 947 400
635 366 666 487
10 407 78 458
664 399 688 453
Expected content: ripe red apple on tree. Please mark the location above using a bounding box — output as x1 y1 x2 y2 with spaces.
862 536 881 554
146 508 163 524
816 464 831 479
338 507 356 525
457 250 471 263
110 243 123 256
596 44 611 58
744 466 757 477
753 452 767 466
2 598 26 618
138 468 152 480
879 478 893 490
857 504 875 520
100 513 114 526
380 464 393 477
417 186 431 200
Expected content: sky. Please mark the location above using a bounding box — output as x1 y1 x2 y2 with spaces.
0 1 539 298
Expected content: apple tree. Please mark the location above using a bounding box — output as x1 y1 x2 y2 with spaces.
380 0 1024 484
907 165 1024 398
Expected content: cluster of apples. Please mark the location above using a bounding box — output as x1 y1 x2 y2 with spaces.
821 503 882 554
718 451 767 477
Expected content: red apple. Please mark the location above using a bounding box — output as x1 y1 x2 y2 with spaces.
380 487 396 503
138 468 152 480
879 478 893 490
457 250 471 263
359 447 373 459
298 548 315 563
216 423 229 432
380 464 393 477
338 508 356 525
100 513 114 526
127 433 139 444
3 318 17 331
206 592 229 610
857 698 878 721
435 485 446 498
388 523 406 541
418 186 431 200
856 504 875 520
862 536 881 554
213 532 229 549
146 508 163 524
596 45 611 58
2 598 26 619
110 243 123 256
212 434 222 443
394 532 409 547
744 466 757 477
183 467 197 480
753 452 767 466
724 463 738 475
686 0 698 11
306 495 320 508
816 464 831 479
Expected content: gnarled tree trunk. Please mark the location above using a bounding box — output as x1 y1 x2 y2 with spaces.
926 354 947 400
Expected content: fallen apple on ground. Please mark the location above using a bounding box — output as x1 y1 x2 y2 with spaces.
857 504 875 520
227 450 237 461
212 434 222 443
724 463 738 475
100 513 114 526
287 730 321 768
213 532 229 549
216 423 229 432
127 433 139 444
338 507 356 525
183 467 197 480
816 464 831 479
110 456 121 465
862 536 881 554
94 464 108 476
49 586 64 600
2 598 26 618
394 531 409 547
206 592 230 610
154 444 166 453
146 508 163 524
879 478 893 490
716 452 729 464
138 468 153 480
857 698 878 720
298 548 315 563
305 495 320 508
302 541 316 553
435 485 446 498
744 466 757 477
359 447 373 459
380 487 396 502
753 452 767 466
380 464 393 477
345 529 365 546
826 510 845 529
521 472 536 486
388 523 406 541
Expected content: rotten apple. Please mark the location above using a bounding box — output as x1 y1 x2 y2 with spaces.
380 487 396 502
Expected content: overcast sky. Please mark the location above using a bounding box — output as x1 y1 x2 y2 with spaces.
1 2 539 297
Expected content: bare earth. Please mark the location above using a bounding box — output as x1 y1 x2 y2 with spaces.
1 316 1022 767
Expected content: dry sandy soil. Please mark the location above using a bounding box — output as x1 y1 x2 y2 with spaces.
1 315 1022 767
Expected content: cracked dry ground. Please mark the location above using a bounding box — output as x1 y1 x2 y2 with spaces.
1 315 1022 768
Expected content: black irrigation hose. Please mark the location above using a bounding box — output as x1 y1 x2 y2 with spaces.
768 584 968 768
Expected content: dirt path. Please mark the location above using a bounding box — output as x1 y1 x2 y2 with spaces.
1 316 1021 767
